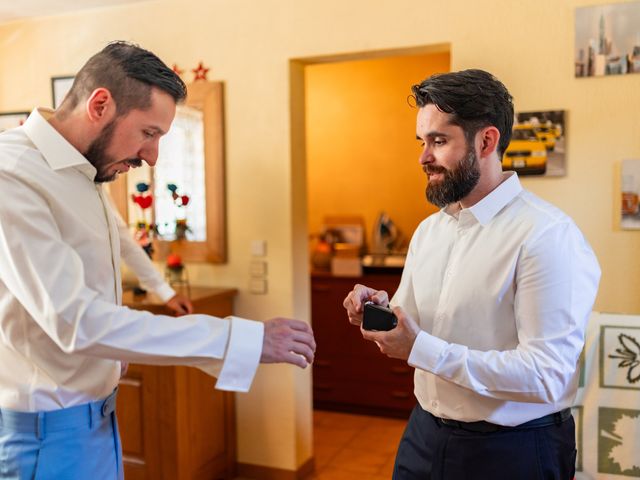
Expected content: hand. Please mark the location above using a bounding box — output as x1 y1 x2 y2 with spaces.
165 293 193 315
260 318 316 368
361 306 420 361
342 284 389 326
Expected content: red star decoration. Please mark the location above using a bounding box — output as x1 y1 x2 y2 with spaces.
192 61 210 81
172 64 184 76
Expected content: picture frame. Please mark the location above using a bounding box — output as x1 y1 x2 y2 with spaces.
620 159 640 230
0 111 29 133
503 110 566 177
51 75 75 109
575 2 640 78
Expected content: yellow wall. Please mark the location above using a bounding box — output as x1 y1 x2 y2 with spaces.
306 52 449 247
1 0 640 472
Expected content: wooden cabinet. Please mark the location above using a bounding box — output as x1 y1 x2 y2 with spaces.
311 272 415 418
118 287 238 480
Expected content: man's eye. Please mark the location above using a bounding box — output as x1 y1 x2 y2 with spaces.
143 131 155 139
434 139 446 146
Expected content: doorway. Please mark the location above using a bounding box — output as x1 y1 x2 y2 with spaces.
289 44 450 478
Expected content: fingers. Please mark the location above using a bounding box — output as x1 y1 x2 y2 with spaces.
282 351 310 369
370 290 389 306
292 330 317 352
166 294 193 315
343 284 388 327
181 299 194 314
360 326 383 343
261 317 316 368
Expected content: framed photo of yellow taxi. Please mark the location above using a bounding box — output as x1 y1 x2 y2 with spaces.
0 111 29 134
502 110 566 177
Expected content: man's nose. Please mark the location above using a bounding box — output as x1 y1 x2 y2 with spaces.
419 146 433 166
140 144 159 167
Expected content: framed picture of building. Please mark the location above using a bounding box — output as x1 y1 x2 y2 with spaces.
0 111 29 133
575 2 640 77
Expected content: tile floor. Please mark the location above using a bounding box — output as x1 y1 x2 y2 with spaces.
235 409 406 480
306 409 406 480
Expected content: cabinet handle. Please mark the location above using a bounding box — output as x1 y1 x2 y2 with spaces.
391 391 410 399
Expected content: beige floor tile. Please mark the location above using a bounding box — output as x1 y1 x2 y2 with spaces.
313 410 372 430
314 425 359 447
313 441 344 470
328 446 389 475
347 425 404 455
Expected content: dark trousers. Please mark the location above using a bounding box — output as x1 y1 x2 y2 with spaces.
393 405 576 480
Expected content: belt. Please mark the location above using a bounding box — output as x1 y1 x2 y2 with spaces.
436 408 571 434
0 388 118 438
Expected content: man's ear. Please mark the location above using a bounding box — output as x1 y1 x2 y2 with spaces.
477 126 500 158
85 88 115 124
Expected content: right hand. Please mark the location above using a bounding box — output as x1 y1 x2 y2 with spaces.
342 284 389 327
260 318 316 368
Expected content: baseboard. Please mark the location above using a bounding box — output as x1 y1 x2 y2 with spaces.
237 457 315 480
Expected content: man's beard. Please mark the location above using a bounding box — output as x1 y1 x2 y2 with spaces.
425 147 480 208
85 119 142 183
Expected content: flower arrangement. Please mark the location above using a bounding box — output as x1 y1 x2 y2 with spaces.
130 182 155 257
165 253 190 293
167 183 191 240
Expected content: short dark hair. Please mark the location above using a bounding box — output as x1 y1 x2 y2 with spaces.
61 41 187 116
411 69 514 157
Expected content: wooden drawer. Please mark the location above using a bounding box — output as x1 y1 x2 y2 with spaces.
313 378 414 417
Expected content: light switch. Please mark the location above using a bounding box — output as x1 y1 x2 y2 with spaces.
250 260 267 276
251 240 267 257
249 278 268 294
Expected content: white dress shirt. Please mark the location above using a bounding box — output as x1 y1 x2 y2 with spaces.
0 109 263 412
393 172 600 426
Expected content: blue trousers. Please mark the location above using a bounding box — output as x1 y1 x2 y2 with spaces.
393 404 576 480
0 390 122 480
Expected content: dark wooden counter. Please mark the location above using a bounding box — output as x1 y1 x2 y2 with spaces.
118 286 238 480
311 272 415 418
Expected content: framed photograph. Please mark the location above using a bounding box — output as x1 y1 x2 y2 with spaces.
503 110 566 177
575 2 640 77
51 76 75 109
621 159 640 230
0 111 29 133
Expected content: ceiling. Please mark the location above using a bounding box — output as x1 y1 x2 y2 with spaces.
0 0 150 24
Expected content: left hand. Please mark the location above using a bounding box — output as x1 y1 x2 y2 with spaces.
361 306 420 361
165 293 193 315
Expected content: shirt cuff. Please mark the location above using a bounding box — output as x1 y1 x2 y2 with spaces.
155 283 176 303
407 330 449 372
214 316 264 392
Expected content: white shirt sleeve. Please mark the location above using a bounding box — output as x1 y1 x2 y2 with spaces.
0 170 262 390
406 221 600 404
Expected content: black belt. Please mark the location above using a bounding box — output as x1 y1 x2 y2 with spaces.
436 408 571 434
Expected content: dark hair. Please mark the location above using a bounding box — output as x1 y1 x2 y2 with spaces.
411 69 514 157
61 41 186 116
